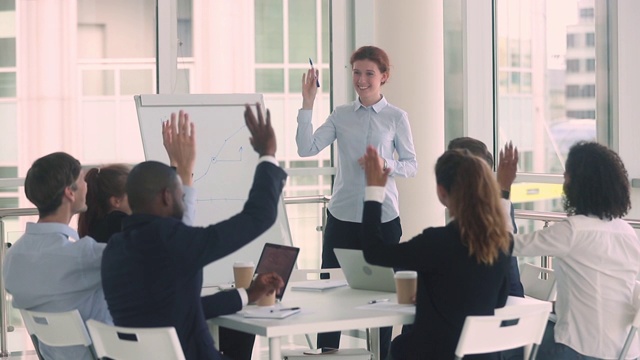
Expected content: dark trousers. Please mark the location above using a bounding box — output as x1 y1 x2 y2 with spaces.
317 211 402 358
218 328 255 360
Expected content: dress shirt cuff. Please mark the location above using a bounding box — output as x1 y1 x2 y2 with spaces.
297 109 313 123
259 156 279 167
500 199 514 233
365 186 385 203
237 288 249 306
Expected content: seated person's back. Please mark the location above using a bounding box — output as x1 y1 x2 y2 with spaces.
102 105 287 360
360 147 512 360
2 152 110 360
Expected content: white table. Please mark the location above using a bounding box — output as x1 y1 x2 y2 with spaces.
206 286 552 360
208 285 414 360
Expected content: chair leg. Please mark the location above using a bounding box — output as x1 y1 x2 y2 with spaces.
305 334 314 349
30 335 44 360
529 344 539 360
619 327 637 360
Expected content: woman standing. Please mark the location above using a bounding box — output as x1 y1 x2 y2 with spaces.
296 46 417 353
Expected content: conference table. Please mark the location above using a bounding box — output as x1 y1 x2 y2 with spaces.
206 285 551 360
207 285 414 360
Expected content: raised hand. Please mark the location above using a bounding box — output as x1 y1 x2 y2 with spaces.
246 272 285 303
364 145 390 187
497 141 519 191
301 68 319 110
162 110 196 186
244 103 276 157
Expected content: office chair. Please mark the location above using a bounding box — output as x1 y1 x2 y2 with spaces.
454 304 550 360
86 319 185 360
19 309 97 360
520 262 557 301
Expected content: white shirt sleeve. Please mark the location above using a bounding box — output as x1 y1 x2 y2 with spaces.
500 199 514 233
237 288 248 306
513 220 574 257
365 186 385 203
181 185 196 226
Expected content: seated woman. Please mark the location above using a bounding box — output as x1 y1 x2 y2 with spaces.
361 146 512 360
77 164 130 242
498 141 640 359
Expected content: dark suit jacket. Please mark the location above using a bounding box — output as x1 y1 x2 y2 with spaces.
361 201 510 360
101 162 287 360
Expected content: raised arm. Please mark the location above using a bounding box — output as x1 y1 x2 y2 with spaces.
162 110 196 187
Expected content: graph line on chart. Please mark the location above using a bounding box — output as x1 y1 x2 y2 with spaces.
193 125 246 183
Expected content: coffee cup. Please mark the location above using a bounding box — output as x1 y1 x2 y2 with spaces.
394 271 417 304
256 290 276 307
233 261 255 289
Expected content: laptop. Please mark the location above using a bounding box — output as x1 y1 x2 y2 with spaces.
254 243 300 301
334 248 396 293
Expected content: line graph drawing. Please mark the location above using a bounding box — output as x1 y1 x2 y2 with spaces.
193 125 247 183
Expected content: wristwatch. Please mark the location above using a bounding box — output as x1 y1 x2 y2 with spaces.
501 189 510 200
383 159 388 171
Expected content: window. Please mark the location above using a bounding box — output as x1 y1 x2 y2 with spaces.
566 85 580 98
581 84 596 98
586 58 596 72
585 32 595 47
566 59 580 72
567 110 596 119
580 8 594 19
567 34 576 48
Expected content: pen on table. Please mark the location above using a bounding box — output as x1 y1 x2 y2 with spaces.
308 58 321 88
368 298 389 304
270 307 300 313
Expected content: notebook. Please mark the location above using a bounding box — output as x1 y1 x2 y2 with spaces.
334 248 396 293
254 243 300 301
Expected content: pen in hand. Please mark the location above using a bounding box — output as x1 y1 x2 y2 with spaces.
308 58 321 88
270 307 300 313
368 299 389 304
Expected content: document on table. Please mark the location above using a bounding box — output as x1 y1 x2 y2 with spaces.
243 306 302 319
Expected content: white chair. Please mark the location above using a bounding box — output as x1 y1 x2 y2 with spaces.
618 280 640 360
520 263 557 302
86 319 185 360
454 305 550 360
19 309 97 360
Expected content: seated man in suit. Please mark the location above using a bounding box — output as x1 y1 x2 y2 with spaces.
101 104 287 360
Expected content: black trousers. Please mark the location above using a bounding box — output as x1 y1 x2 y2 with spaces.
218 328 255 360
317 210 402 358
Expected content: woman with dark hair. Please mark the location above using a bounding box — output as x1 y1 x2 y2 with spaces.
77 164 130 243
498 141 640 359
362 146 512 360
296 45 417 353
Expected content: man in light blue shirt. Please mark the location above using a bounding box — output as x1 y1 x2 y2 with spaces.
3 152 108 360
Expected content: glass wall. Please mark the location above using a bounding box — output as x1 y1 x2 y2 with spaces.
495 0 602 230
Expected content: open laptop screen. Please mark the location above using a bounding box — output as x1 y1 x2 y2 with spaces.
255 243 300 300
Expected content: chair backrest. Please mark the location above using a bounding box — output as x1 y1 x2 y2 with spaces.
86 319 186 360
617 280 640 360
20 309 97 360
454 305 550 360
290 268 345 282
520 262 557 301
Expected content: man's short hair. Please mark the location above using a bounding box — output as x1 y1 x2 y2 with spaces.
25 152 82 217
126 161 179 213
447 137 494 168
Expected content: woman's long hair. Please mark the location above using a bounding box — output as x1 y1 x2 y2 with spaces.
77 164 130 238
435 150 510 265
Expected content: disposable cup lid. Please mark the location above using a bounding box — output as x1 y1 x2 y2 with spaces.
233 261 255 268
394 271 418 279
